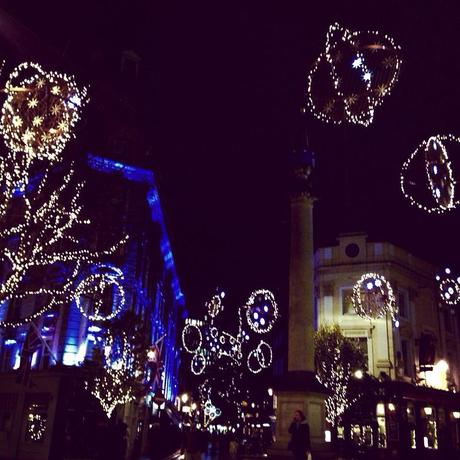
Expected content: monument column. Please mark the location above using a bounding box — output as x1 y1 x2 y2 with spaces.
272 148 328 456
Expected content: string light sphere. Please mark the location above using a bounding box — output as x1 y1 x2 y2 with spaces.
401 135 460 214
182 323 203 353
307 22 402 126
74 264 125 321
206 292 224 318
436 268 460 305
247 340 273 374
0 62 88 162
245 289 278 333
352 273 397 320
191 352 207 375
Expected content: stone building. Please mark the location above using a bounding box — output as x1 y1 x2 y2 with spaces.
315 232 460 455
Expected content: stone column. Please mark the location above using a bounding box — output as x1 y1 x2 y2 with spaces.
288 193 315 372
272 149 328 456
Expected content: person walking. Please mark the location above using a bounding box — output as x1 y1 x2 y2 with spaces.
288 410 311 460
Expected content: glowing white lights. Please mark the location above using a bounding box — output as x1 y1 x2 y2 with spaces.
0 62 88 162
203 399 221 427
0 164 127 328
247 340 273 374
437 268 460 305
307 23 402 126
74 265 125 321
401 135 460 214
245 289 279 334
352 273 397 321
85 331 135 418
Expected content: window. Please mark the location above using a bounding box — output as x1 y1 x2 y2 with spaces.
341 288 354 314
349 337 369 371
398 291 409 318
345 243 360 258
401 340 413 377
443 310 452 333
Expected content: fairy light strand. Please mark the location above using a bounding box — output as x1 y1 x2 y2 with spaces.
401 134 459 214
352 272 397 321
307 22 402 126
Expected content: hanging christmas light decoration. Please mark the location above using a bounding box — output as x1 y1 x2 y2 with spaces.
182 289 278 423
0 62 88 162
247 340 273 374
245 289 278 333
85 331 135 418
182 289 278 375
203 399 222 427
307 23 402 126
436 268 460 305
352 273 397 321
74 264 126 321
401 134 460 213
206 292 224 318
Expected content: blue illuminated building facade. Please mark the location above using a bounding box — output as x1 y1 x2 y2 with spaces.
0 155 186 459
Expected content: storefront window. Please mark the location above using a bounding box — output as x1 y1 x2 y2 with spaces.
25 403 47 443
376 403 387 448
422 406 438 449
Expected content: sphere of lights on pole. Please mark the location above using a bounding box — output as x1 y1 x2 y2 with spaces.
74 265 126 321
0 62 88 162
352 272 397 321
436 267 460 305
245 289 279 334
401 134 459 214
307 23 402 126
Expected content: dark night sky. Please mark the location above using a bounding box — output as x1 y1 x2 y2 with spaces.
2 0 460 313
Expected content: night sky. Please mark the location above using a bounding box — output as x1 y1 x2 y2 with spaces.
2 1 460 314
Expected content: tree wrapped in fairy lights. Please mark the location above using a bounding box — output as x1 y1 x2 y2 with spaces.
314 324 366 425
0 62 127 328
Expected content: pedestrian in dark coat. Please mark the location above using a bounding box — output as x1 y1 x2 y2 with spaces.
288 410 311 460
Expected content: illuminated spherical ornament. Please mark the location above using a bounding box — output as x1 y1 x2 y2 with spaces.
437 268 460 305
307 23 402 126
74 265 125 321
352 273 396 320
0 62 88 162
191 352 207 375
206 293 224 318
245 289 278 333
247 340 273 374
401 135 460 213
439 278 460 305
182 324 202 353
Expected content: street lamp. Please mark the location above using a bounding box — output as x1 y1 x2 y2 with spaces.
181 393 189 404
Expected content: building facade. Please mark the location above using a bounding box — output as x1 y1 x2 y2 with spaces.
316 232 460 455
0 155 185 460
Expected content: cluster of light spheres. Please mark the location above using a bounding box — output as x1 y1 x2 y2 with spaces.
352 273 397 321
247 340 272 374
307 23 402 126
182 289 278 376
401 135 459 213
74 264 126 321
203 399 222 427
436 268 460 305
0 62 88 162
